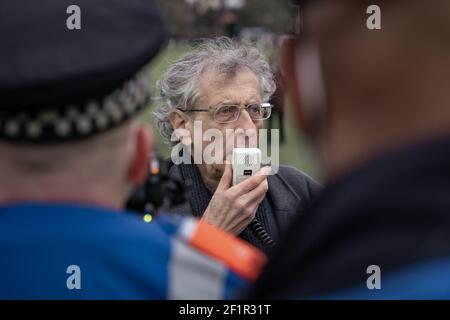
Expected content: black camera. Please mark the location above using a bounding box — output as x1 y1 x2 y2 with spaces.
126 152 187 216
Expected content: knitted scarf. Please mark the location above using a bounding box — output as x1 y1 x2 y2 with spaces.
178 162 279 254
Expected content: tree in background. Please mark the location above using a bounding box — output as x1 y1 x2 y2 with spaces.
155 0 292 39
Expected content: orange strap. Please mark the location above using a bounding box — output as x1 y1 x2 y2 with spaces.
189 220 267 282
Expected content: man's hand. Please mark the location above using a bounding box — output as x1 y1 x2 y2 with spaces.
201 163 271 235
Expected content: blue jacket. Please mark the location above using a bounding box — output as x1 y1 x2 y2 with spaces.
251 136 450 299
0 203 265 299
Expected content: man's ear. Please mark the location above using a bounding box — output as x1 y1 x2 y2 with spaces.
280 37 311 135
169 110 192 145
127 125 153 187
169 109 189 130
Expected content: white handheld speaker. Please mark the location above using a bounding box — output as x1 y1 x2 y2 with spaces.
232 148 261 186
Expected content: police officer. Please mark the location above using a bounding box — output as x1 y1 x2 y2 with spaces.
251 0 450 298
0 0 265 299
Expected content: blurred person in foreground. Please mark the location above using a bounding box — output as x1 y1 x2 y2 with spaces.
154 37 321 254
0 0 265 299
250 0 450 298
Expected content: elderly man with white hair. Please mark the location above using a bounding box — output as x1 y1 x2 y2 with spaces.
155 37 321 253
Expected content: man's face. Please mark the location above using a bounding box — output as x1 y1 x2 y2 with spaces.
286 1 444 179
189 67 263 181
281 1 374 176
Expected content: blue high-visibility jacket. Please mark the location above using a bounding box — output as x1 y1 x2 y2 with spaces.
0 203 264 299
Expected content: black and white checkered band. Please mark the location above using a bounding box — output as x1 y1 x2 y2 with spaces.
0 70 151 143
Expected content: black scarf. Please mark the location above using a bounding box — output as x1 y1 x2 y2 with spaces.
178 162 279 254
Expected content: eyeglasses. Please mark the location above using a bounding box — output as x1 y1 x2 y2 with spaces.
177 103 273 123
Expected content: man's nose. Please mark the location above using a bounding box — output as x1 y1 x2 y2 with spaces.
233 109 259 148
236 108 257 130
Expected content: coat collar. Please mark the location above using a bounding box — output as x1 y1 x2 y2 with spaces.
164 161 302 231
